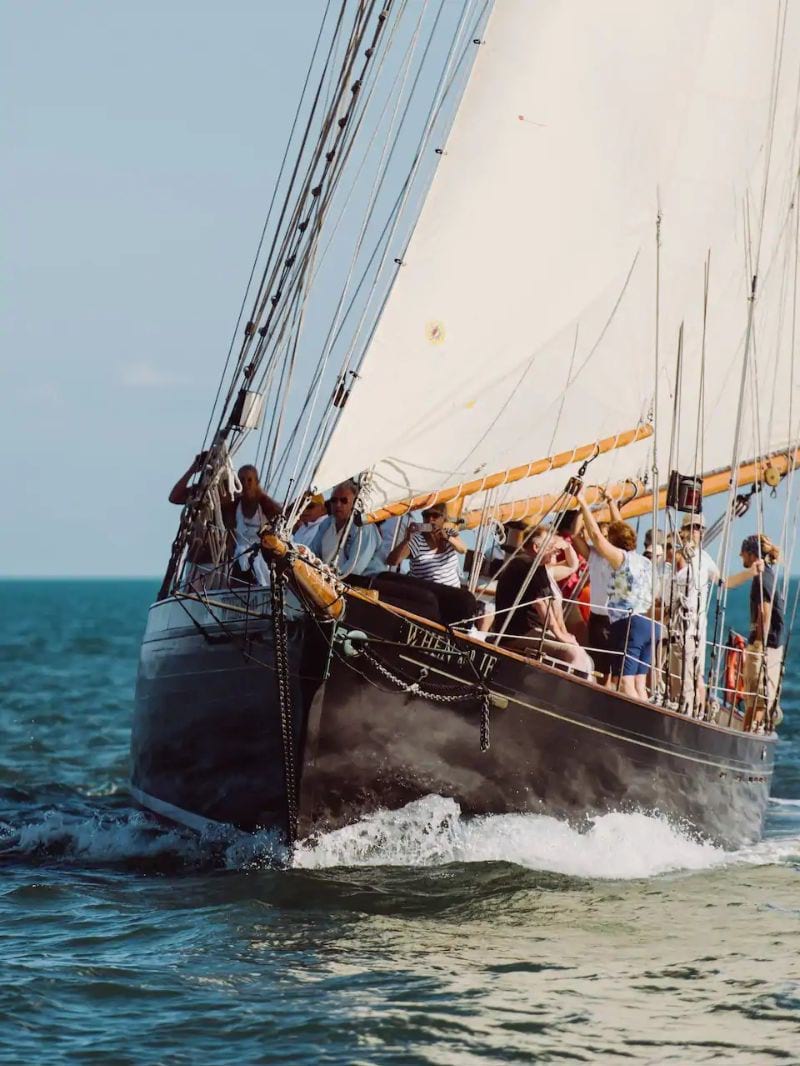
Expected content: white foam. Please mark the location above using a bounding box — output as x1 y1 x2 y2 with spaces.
292 795 736 879
7 808 201 863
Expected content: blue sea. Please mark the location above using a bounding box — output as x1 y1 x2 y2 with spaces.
1 579 798 1064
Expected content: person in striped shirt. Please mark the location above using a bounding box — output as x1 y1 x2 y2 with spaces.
387 503 466 583
386 503 478 628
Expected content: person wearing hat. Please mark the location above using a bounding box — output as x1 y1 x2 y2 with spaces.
386 503 480 628
293 493 328 548
667 512 720 714
386 502 467 587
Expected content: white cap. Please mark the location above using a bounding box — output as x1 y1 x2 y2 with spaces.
680 512 706 529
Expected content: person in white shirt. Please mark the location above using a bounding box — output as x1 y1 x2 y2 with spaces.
308 481 383 577
293 493 327 548
668 512 720 714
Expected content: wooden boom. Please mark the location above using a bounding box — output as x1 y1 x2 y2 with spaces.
361 423 653 524
460 447 800 529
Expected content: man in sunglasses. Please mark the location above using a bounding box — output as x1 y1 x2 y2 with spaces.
307 480 383 577
668 512 720 714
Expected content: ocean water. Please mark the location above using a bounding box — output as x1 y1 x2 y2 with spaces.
0 578 798 1065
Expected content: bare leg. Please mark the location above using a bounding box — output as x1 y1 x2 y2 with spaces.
633 674 649 701
619 675 638 699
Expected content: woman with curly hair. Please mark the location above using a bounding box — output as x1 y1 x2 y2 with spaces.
575 490 657 700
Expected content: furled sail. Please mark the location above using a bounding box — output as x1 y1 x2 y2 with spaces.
311 0 800 512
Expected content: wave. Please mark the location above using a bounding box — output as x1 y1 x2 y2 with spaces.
293 795 800 880
1 793 797 880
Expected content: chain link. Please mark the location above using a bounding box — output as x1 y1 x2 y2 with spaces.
360 647 491 750
269 558 298 845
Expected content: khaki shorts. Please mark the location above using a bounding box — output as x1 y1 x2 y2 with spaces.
668 634 705 710
743 644 783 717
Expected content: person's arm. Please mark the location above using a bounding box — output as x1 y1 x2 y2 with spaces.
441 528 468 555
548 537 580 582
607 496 622 523
753 597 773 645
168 453 206 505
571 516 591 560
530 597 576 644
575 492 625 570
258 489 281 519
387 525 415 566
724 559 764 589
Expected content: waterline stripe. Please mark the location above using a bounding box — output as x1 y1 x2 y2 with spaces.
129 785 232 834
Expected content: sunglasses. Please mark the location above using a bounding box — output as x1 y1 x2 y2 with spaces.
330 496 351 504
421 511 442 521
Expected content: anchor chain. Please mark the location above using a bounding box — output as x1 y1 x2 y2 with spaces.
480 696 490 752
358 646 492 751
269 557 298 845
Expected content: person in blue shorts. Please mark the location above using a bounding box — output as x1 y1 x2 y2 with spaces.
575 490 658 701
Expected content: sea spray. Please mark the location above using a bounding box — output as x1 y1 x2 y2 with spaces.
292 795 729 878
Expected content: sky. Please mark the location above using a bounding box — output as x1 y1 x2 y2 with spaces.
1 2 797 577
2 2 331 576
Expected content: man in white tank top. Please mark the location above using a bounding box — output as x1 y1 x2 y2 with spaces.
227 465 280 577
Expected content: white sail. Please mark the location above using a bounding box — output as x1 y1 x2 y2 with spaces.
312 0 800 510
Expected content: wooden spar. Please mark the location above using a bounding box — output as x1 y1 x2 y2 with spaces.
612 447 800 523
259 534 345 620
460 480 645 529
361 423 654 524
460 447 800 529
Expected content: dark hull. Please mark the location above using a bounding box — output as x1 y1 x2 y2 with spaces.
131 592 776 848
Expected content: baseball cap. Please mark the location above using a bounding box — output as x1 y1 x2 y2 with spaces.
680 512 706 529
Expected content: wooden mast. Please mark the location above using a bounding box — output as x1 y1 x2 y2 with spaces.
459 447 800 529
360 424 653 524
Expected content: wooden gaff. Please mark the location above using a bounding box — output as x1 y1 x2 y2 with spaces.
459 447 800 529
361 423 653 524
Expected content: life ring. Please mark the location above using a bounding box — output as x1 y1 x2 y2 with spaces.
724 631 747 709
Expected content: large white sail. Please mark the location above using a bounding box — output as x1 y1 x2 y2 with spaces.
312 0 800 510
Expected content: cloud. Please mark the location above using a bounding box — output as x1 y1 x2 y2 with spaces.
120 361 185 388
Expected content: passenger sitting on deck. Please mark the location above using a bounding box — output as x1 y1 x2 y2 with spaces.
387 503 467 583
308 480 383 577
292 493 327 548
168 456 280 584
575 490 658 701
493 526 594 678
385 503 482 630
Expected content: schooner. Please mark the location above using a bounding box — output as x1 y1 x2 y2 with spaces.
132 1 800 847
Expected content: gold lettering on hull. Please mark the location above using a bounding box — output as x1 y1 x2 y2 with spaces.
403 622 497 680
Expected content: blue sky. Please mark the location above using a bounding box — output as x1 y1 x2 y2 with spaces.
2 2 327 576
2 2 796 577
